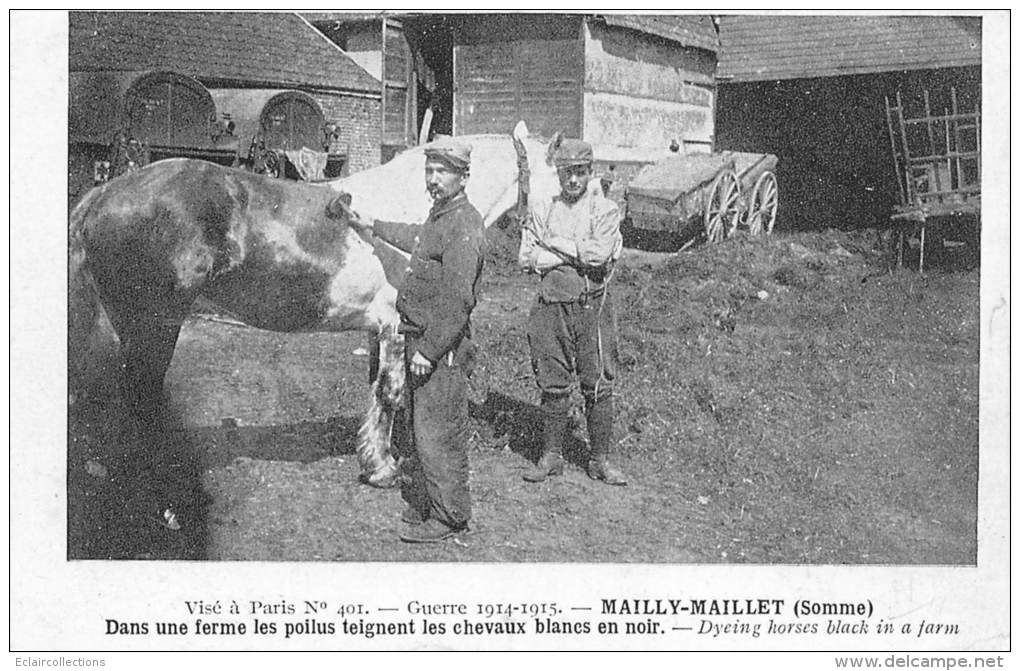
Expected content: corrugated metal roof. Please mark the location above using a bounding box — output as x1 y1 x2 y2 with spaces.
718 15 981 82
69 11 381 94
599 14 719 52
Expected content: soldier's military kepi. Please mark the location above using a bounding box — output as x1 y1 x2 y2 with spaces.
425 135 472 170
553 139 594 167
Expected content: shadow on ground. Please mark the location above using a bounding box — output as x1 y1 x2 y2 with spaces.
68 378 211 560
469 390 590 468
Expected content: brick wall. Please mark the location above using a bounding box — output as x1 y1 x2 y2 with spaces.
311 91 382 174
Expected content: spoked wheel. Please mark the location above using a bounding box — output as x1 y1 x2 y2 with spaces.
746 171 779 235
704 169 741 243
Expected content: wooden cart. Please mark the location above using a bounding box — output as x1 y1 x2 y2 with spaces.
625 150 779 245
885 87 981 272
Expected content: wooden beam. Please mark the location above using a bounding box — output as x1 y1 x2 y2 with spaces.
380 19 387 154
922 90 944 200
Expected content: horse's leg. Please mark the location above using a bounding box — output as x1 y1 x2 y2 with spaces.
357 327 405 488
367 331 381 384
101 288 192 419
124 318 185 405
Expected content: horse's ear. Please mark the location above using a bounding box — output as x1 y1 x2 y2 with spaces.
546 131 564 165
512 120 529 141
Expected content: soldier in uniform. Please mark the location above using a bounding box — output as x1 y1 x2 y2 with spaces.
518 139 627 486
373 136 486 543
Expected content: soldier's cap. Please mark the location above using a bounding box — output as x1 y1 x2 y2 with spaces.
424 135 471 170
553 139 594 167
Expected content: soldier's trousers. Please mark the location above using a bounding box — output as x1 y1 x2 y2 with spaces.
526 295 618 405
395 336 473 529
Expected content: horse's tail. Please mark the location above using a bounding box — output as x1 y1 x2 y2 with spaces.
68 185 118 403
68 184 107 290
69 183 105 244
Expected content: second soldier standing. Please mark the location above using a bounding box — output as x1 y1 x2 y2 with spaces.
518 139 627 486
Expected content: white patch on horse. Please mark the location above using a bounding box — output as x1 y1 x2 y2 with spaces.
171 240 216 289
365 282 400 332
324 231 398 331
261 220 316 265
222 176 250 269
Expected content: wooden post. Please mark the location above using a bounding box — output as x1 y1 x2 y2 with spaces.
885 95 906 206
408 66 417 145
451 45 457 136
578 17 586 142
380 18 387 160
895 92 915 206
951 88 963 190
944 107 953 191
975 99 981 185
922 90 943 201
918 222 926 274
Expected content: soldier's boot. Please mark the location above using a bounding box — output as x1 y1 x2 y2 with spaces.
523 407 568 483
585 396 627 486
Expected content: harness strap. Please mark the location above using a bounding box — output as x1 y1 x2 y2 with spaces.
512 134 530 224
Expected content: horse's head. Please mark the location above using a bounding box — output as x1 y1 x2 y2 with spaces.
471 121 561 228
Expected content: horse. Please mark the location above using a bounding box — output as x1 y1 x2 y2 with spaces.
69 122 562 488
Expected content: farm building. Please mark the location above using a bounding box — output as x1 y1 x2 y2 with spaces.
715 15 981 230
68 11 383 203
307 13 720 197
305 13 425 163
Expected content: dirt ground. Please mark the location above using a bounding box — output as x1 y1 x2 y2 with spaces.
67 227 979 563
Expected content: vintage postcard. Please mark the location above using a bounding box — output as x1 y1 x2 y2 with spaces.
9 9 1011 664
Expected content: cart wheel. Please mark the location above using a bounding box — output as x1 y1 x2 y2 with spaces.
704 169 740 243
746 171 778 235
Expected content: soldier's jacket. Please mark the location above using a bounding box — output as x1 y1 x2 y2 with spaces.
375 192 485 363
518 179 623 303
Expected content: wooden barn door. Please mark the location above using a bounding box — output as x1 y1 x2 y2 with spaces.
260 93 323 152
454 38 581 138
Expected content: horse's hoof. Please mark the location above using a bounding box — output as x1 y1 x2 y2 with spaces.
363 464 399 489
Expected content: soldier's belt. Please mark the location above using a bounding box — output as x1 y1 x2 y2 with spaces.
538 286 606 306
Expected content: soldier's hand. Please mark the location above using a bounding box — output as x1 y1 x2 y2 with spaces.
347 208 374 232
409 350 433 377
327 193 374 232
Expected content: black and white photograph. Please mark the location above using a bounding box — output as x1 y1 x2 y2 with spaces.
10 9 1010 660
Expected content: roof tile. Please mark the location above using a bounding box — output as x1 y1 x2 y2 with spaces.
600 14 719 52
69 11 381 94
718 15 981 81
